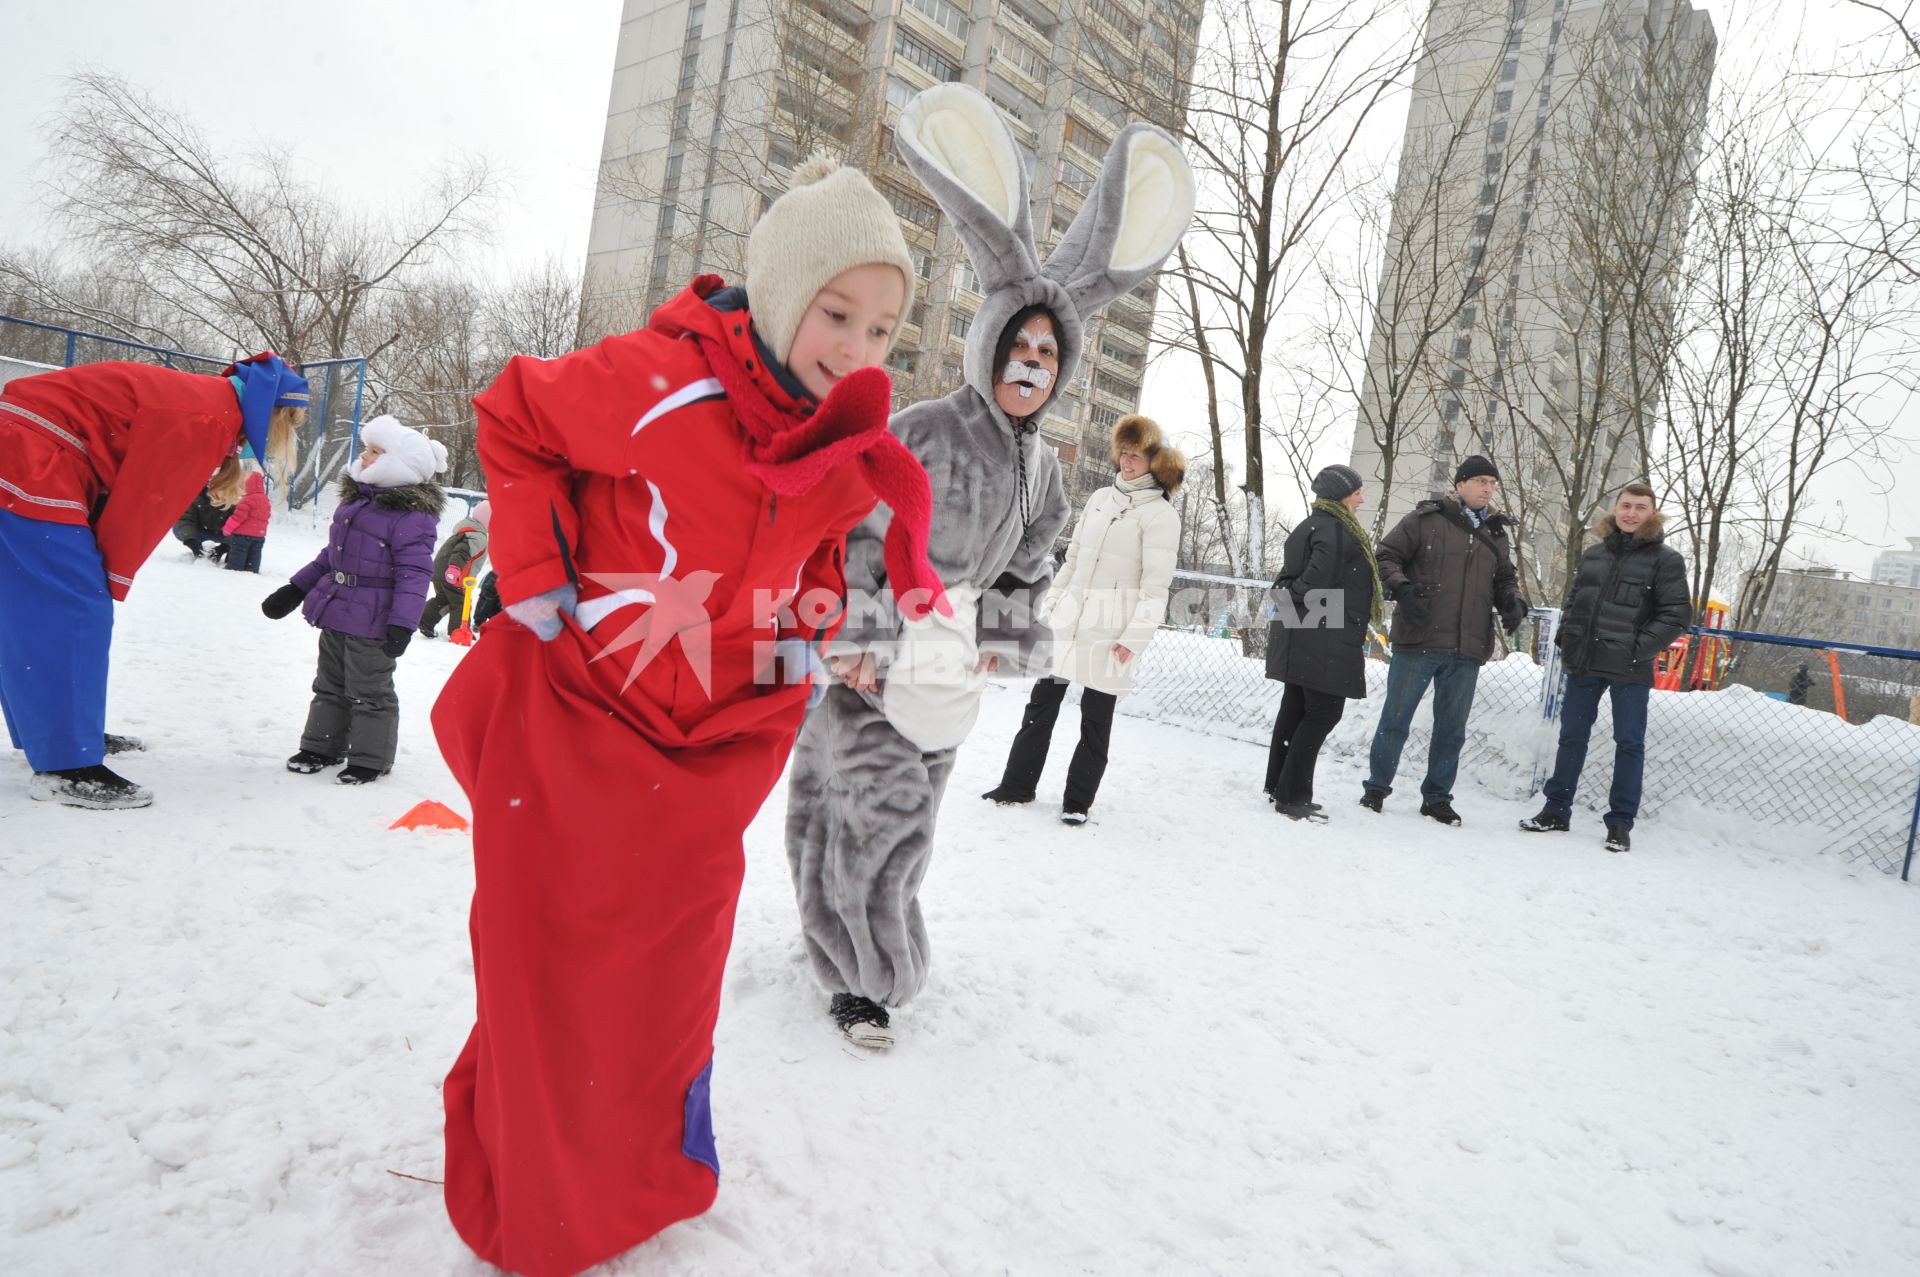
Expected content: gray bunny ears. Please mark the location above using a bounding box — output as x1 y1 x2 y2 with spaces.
894 83 1197 405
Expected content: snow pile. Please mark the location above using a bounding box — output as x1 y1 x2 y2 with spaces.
2 519 1918 1275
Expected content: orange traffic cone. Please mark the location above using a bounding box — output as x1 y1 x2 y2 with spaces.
390 800 470 832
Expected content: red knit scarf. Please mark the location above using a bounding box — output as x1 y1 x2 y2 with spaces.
693 330 951 621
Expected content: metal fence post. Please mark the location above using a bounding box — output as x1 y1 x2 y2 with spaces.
1529 606 1564 798
1903 766 1919 883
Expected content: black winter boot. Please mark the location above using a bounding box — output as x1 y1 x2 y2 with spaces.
1604 826 1631 853
1420 800 1463 827
830 993 895 1049
286 750 341 774
1276 801 1329 824
29 765 153 810
1359 788 1385 813
103 733 146 755
336 765 385 786
982 785 1035 805
1519 808 1571 833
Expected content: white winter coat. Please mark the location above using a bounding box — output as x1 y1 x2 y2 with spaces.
1043 476 1180 695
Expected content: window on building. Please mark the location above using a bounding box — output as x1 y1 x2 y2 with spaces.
905 0 970 41
955 262 982 295
1064 116 1111 158
1052 204 1075 236
949 309 973 340
1489 121 1508 144
1500 57 1519 81
1494 90 1512 112
1095 367 1140 401
1073 80 1128 125
992 29 1050 83
769 135 797 170
1087 0 1142 42
1057 156 1098 197
1101 338 1144 370
887 185 941 231
887 349 919 375
911 246 934 281
895 29 961 81
887 76 917 112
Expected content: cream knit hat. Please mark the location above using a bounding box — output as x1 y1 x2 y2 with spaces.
746 154 918 365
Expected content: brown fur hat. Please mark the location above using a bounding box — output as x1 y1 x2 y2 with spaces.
1111 414 1165 464
1149 444 1186 495
1111 413 1184 494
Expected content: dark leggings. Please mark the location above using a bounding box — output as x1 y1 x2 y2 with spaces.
1263 682 1347 805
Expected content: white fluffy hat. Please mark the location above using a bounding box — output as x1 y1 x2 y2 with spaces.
351 415 447 487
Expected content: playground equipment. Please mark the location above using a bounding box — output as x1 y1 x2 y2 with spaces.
1655 600 1730 691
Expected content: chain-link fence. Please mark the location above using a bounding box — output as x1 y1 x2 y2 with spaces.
1113 572 1920 878
1 316 367 511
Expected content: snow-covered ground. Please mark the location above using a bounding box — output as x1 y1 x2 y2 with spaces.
3 510 1918 1276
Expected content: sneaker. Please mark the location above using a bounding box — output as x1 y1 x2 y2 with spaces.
1419 800 1463 827
336 765 385 785
286 750 341 774
1519 808 1571 833
1604 826 1631 853
1060 809 1088 826
982 785 1035 805
1275 801 1329 823
1358 788 1385 813
28 765 153 810
830 993 895 1050
103 733 146 755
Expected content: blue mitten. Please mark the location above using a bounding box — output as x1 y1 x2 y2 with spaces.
773 636 829 709
505 583 578 641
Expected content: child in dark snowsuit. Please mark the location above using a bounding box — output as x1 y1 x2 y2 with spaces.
261 415 444 783
418 499 489 637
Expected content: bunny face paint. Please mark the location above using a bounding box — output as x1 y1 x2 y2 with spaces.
992 312 1062 420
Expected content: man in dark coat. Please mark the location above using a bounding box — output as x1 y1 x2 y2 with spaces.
1263 464 1381 822
1521 482 1691 852
1362 455 1528 825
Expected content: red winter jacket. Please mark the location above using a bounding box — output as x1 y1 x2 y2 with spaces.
475 278 883 731
222 471 271 537
0 362 246 599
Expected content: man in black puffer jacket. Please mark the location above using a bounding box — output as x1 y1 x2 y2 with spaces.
1521 482 1691 852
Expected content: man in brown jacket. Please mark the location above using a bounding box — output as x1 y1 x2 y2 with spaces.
1360 455 1527 825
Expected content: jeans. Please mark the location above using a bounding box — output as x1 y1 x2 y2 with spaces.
996 676 1117 813
1364 649 1482 803
1264 682 1347 805
1542 671 1651 831
225 535 264 573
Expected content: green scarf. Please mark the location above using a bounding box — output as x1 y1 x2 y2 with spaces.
1312 497 1385 628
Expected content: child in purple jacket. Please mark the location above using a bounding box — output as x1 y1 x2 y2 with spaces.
261 416 446 784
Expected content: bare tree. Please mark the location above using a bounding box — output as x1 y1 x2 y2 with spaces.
1157 0 1441 577
43 71 494 365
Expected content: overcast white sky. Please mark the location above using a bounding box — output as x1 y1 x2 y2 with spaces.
2 0 1913 579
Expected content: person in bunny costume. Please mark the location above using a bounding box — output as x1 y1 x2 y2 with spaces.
786 83 1196 1048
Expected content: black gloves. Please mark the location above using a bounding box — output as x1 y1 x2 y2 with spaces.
261 584 305 619
1499 596 1529 636
1392 583 1431 629
382 625 413 659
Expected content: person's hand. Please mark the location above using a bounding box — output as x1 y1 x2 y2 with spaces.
1111 643 1134 666
261 584 305 619
1499 596 1529 636
976 653 1001 676
382 625 414 658
773 637 829 708
830 651 878 693
1392 583 1431 629
505 583 577 641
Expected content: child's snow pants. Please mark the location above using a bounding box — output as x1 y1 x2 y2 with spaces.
0 508 112 772
432 617 802 1277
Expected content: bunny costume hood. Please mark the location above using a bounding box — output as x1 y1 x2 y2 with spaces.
350 415 447 488
787 84 1195 1011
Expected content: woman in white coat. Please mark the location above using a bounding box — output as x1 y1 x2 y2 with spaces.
984 414 1183 823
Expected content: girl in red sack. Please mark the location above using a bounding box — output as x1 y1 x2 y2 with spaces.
220 468 272 573
0 354 303 809
430 156 949 1277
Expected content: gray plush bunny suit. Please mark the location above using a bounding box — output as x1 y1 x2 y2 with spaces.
786 85 1196 1008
